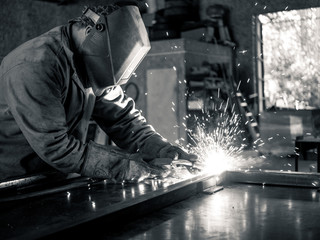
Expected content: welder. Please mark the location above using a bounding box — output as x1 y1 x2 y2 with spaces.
0 3 197 182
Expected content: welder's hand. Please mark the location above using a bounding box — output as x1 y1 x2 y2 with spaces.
109 156 149 182
159 145 198 163
82 142 170 183
112 154 170 182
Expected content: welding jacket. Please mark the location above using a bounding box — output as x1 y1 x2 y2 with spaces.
0 24 170 180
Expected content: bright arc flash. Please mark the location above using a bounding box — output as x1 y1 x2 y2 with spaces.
203 149 234 175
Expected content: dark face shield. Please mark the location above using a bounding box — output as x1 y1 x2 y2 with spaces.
79 6 151 94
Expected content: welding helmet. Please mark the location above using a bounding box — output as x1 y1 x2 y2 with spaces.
78 5 151 94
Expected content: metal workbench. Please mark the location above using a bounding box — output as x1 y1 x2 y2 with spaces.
1 170 320 239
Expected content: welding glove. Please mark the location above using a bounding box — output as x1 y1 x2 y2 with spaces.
116 153 170 182
82 141 169 182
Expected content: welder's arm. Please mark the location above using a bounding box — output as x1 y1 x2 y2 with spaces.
92 86 170 158
2 63 162 181
92 86 198 162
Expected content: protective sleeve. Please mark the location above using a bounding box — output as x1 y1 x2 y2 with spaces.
2 62 86 173
92 86 171 159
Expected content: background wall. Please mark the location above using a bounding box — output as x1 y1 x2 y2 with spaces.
0 0 136 61
2 0 320 99
199 0 320 102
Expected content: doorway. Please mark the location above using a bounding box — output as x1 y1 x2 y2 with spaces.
258 8 320 111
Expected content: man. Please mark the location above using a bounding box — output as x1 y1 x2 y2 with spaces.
0 4 197 182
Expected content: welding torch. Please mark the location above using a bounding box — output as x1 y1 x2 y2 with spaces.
148 157 203 172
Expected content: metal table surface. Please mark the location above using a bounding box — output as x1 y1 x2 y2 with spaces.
0 171 216 240
89 183 320 240
2 170 320 240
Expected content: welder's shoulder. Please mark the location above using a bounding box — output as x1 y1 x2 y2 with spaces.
1 26 68 75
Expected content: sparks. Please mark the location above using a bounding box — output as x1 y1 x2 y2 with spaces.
239 50 248 54
188 112 246 175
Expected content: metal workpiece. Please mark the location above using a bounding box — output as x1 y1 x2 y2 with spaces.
0 172 217 240
224 170 320 188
